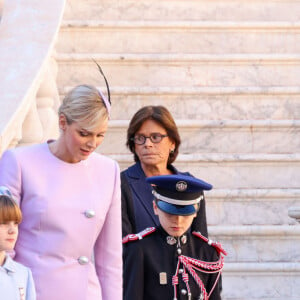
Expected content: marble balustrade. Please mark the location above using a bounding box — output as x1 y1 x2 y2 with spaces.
0 0 65 155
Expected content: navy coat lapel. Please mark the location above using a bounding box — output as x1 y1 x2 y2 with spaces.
126 163 159 227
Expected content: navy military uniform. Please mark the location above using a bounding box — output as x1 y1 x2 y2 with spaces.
123 175 226 300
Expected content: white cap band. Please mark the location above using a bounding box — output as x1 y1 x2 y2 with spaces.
152 190 202 206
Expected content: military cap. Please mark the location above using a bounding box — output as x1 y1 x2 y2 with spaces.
146 174 212 216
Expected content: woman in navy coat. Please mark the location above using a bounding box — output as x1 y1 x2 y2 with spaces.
121 105 208 237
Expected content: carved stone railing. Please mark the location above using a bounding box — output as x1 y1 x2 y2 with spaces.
0 0 66 155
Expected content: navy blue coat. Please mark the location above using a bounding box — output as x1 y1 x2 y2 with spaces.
121 162 208 237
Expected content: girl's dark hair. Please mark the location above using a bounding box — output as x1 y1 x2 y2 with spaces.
126 105 181 164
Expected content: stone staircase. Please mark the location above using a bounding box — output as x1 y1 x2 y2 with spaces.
55 1 300 299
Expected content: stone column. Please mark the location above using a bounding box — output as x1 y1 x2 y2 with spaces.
19 56 60 146
20 98 44 146
36 56 60 142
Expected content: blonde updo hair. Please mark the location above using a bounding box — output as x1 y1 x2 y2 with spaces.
59 85 109 130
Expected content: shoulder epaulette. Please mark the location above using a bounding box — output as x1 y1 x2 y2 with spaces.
122 227 156 244
192 231 227 256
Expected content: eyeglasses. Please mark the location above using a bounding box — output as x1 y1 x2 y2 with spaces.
131 133 168 145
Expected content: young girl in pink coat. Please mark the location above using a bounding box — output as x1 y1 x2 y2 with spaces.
0 71 122 300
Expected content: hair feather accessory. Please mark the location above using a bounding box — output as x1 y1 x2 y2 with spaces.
93 59 111 117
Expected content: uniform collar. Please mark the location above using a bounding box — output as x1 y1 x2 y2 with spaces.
1 254 16 274
157 226 189 246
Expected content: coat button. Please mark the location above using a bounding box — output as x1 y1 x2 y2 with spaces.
177 248 182 255
78 256 89 265
181 289 187 295
84 210 95 218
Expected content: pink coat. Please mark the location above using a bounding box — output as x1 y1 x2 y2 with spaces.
0 143 122 300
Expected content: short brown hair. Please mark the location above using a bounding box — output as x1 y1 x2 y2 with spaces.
126 106 181 164
0 195 22 224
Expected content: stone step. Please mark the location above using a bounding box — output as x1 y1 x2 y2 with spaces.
206 189 300 226
63 0 300 22
58 1 299 298
109 153 300 189
209 225 300 262
56 53 300 88
222 262 300 299
100 120 300 154
57 21 300 54
60 86 300 120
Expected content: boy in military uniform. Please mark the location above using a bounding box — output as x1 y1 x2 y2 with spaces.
123 174 226 300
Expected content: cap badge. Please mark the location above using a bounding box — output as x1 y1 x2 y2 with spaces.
176 181 187 192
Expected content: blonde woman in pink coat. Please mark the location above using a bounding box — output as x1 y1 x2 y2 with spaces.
0 78 122 299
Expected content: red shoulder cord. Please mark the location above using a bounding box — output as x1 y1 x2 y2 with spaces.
172 232 227 300
192 231 227 256
122 227 156 244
